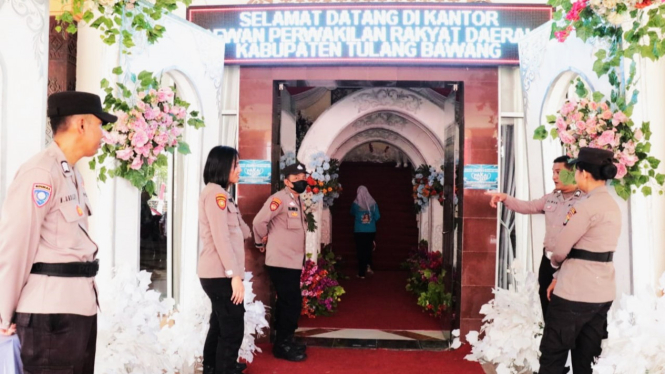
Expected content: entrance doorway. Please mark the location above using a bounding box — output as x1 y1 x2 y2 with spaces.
275 81 462 345
333 161 418 272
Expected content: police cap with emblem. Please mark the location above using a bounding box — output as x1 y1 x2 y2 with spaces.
283 162 307 177
569 147 614 166
47 91 118 125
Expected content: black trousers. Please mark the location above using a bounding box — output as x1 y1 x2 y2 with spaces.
267 266 302 342
200 278 246 372
538 252 557 316
16 313 97 374
539 295 612 374
354 232 375 277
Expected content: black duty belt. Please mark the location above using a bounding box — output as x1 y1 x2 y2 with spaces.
30 259 99 278
569 249 613 263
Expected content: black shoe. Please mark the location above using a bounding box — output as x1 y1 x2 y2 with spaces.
272 341 308 362
203 365 215 374
235 362 247 372
286 335 307 353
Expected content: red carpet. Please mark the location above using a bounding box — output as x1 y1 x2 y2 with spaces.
299 270 441 330
246 343 483 374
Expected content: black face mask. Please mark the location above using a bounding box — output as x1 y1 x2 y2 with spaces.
290 180 308 194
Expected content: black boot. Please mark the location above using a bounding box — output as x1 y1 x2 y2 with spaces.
285 335 307 353
203 365 216 374
272 340 307 362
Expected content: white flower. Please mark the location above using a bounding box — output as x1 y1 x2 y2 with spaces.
323 162 330 171
606 11 627 25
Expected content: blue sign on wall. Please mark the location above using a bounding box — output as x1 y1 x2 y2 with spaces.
238 160 272 184
463 164 498 190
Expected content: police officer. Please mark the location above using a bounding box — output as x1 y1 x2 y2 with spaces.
253 162 308 362
539 147 620 374
486 155 584 315
198 146 252 374
0 91 116 373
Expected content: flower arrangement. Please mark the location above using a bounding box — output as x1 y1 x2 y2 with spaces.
464 265 544 374
306 152 342 208
412 164 444 213
55 0 191 50
535 81 664 199
96 267 268 373
592 272 665 374
401 240 452 318
280 151 342 232
300 245 346 318
89 69 205 194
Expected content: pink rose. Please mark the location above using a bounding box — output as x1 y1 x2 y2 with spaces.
138 92 146 100
556 117 568 132
147 155 157 166
153 145 165 156
579 138 588 147
615 162 627 179
620 151 639 167
576 120 587 133
137 101 146 111
600 102 609 111
572 111 584 122
634 129 644 141
623 140 636 153
116 148 134 161
144 106 159 121
154 132 169 146
559 130 576 144
130 156 144 170
135 144 152 158
131 129 149 147
102 130 117 145
612 111 628 125
601 110 613 120
162 115 173 127
560 101 576 116
597 130 616 146
580 98 589 107
116 113 129 132
176 107 187 120
170 127 183 138
589 101 598 111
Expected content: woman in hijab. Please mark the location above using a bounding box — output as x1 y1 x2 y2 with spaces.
350 186 381 278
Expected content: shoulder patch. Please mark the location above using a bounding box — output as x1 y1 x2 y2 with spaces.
270 197 282 212
32 183 52 208
216 194 227 210
563 207 577 226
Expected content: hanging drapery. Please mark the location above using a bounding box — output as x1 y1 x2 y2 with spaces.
498 124 516 289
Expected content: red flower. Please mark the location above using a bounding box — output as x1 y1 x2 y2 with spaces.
635 0 652 8
313 187 319 194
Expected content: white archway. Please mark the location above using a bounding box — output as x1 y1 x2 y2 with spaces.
297 88 453 258
519 23 632 296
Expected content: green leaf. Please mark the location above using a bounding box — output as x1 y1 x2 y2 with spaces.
89 158 97 170
178 141 191 155
592 91 604 102
145 180 156 196
609 70 619 87
100 78 109 89
575 80 589 98
642 122 652 140
82 10 95 23
190 110 200 117
642 186 652 196
614 183 630 200
560 167 576 186
99 167 108 183
656 174 665 186
624 105 634 117
112 66 123 75
647 156 661 169
534 125 548 140
55 25 63 32
550 128 559 140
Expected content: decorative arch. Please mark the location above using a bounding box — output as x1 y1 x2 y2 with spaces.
519 22 631 295
298 87 454 166
297 87 453 258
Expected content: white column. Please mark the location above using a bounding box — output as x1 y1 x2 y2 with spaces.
75 22 140 275
431 201 444 252
631 56 665 289
0 0 50 205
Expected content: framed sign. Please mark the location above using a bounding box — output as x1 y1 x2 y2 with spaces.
463 164 499 190
238 160 272 184
188 3 551 66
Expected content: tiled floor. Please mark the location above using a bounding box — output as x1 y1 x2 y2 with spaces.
295 328 451 351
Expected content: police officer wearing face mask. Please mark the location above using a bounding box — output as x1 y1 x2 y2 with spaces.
253 162 308 362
